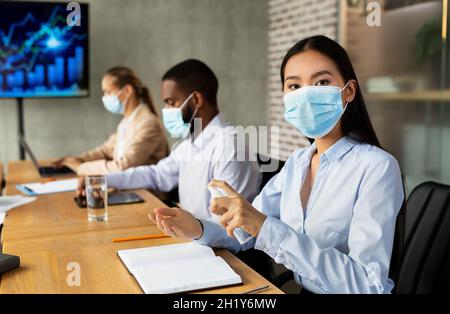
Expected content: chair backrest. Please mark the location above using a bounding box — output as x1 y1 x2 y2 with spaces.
256 154 285 192
236 154 286 281
395 181 450 294
389 198 406 286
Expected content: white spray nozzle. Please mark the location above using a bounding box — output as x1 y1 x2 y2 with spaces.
207 184 252 245
208 185 227 198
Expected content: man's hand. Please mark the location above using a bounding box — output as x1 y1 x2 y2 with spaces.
148 207 203 240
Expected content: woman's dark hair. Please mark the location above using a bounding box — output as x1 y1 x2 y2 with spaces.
280 35 381 148
105 66 157 116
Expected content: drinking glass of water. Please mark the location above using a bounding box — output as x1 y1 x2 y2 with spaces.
85 175 108 222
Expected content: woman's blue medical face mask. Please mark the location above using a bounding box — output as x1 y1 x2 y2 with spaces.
283 82 350 139
102 88 127 115
162 93 198 138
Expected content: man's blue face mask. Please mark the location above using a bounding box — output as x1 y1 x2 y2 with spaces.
283 82 350 139
162 93 197 138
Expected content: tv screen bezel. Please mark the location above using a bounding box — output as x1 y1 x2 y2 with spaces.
0 0 90 99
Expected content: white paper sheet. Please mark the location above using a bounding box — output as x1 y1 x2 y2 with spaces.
20 178 78 195
0 212 5 226
133 256 242 294
0 195 37 213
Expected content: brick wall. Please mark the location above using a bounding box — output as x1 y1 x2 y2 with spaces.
267 0 339 160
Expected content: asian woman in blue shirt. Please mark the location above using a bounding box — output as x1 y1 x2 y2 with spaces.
149 35 405 294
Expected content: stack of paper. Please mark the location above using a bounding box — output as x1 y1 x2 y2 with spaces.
0 195 37 212
16 179 78 195
118 242 242 294
0 195 36 226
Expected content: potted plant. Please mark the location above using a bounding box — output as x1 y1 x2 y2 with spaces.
414 20 444 89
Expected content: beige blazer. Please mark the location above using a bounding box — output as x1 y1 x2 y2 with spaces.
76 104 169 175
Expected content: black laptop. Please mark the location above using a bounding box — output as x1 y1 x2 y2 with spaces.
19 136 75 177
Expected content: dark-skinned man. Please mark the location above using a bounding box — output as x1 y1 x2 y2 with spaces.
78 59 260 226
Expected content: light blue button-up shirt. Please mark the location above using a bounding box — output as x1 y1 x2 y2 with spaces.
196 136 404 294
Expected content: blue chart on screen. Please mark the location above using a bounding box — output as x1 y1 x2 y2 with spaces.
0 2 89 98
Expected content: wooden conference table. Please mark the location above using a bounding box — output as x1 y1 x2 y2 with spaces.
0 161 282 294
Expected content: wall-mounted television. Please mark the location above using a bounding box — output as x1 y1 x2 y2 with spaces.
0 1 89 98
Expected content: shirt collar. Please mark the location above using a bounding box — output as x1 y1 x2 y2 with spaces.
297 136 356 164
322 136 356 161
191 113 227 148
121 103 143 123
118 104 143 131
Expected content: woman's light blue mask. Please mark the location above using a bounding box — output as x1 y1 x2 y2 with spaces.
283 83 349 138
102 89 126 115
162 93 197 138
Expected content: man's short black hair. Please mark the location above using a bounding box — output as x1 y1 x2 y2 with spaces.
162 59 218 105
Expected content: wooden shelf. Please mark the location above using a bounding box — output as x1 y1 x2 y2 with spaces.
365 90 450 102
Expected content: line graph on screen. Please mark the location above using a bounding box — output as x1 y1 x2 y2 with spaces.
0 2 89 98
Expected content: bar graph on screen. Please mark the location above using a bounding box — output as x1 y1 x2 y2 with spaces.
0 1 89 98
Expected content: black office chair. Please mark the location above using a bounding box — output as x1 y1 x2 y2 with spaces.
395 181 450 294
257 153 286 190
235 154 285 281
164 186 180 208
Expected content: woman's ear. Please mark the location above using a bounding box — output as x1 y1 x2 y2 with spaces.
344 79 357 104
123 84 134 99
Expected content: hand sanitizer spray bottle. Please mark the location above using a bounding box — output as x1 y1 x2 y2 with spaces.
208 186 253 245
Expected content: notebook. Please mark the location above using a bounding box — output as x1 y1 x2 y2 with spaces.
16 179 78 195
117 242 242 294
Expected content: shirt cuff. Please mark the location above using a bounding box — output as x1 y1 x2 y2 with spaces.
194 219 219 245
193 219 204 240
254 216 287 257
105 172 121 189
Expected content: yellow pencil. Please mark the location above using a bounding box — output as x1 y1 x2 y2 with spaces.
112 233 170 243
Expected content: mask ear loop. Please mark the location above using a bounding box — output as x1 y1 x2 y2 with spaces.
179 92 198 123
185 95 199 140
117 88 130 112
340 81 350 92
188 108 199 128
343 101 349 112
179 92 195 110
182 92 198 127
340 81 351 111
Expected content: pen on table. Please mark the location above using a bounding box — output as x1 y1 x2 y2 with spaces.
240 285 270 294
112 233 170 243
22 186 34 194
